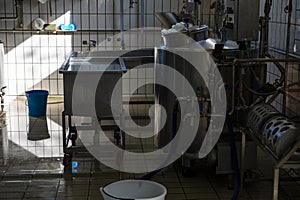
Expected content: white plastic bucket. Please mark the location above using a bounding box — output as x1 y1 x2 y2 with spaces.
100 180 167 200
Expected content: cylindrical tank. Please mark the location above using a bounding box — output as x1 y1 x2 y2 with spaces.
247 103 280 139
262 115 300 157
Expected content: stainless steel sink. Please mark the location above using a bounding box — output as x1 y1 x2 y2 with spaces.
59 49 154 118
60 49 154 72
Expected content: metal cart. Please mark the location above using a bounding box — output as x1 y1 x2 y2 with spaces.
59 50 154 166
59 52 126 166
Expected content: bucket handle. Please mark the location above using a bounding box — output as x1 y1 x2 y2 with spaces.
100 187 135 200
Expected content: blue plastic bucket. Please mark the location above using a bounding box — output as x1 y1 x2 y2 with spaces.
25 90 49 117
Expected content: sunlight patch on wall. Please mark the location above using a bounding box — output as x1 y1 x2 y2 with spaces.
4 11 72 96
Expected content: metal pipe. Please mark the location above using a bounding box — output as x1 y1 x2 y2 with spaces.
120 0 125 49
269 47 300 60
239 67 246 106
240 130 246 190
0 0 23 28
0 0 19 21
248 97 264 110
259 0 273 57
49 0 52 17
285 0 293 65
200 0 204 25
275 139 300 168
140 0 145 28
283 0 293 115
17 0 23 28
264 0 272 50
229 58 300 115
0 29 120 33
195 0 199 25
226 113 240 199
259 16 266 57
267 90 281 104
229 59 237 115
279 88 300 103
273 168 279 200
265 53 285 87
233 58 300 63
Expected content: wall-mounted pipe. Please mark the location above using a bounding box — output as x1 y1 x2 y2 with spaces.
279 88 300 104
140 0 145 28
259 0 273 57
49 0 52 17
18 0 23 28
270 47 300 60
226 113 240 200
0 0 19 21
283 0 293 114
0 0 23 28
265 53 285 87
120 0 125 49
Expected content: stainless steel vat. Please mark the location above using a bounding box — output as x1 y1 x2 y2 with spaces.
59 52 125 118
59 49 154 118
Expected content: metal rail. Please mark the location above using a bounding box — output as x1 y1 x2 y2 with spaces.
0 0 23 28
0 0 19 20
283 0 294 115
279 89 300 103
0 29 120 34
242 128 300 200
229 58 300 115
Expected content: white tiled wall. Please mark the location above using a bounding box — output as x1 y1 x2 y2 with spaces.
267 0 300 53
263 0 300 116
0 0 185 96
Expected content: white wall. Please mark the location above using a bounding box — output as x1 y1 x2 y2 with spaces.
0 0 184 96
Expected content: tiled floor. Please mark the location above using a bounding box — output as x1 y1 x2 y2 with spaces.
0 97 300 200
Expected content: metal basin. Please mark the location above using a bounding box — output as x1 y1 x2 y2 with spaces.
59 49 154 118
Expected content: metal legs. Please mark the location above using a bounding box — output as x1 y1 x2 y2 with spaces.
240 130 246 190
62 111 66 152
273 168 280 200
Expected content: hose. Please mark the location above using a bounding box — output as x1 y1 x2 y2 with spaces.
226 113 240 200
242 80 277 96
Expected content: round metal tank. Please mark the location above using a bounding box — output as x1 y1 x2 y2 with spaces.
247 104 280 139
262 115 300 157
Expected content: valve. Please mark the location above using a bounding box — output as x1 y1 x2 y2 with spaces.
129 0 138 8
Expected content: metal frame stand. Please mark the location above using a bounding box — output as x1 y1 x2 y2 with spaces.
240 129 246 190
62 111 125 166
240 128 300 200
